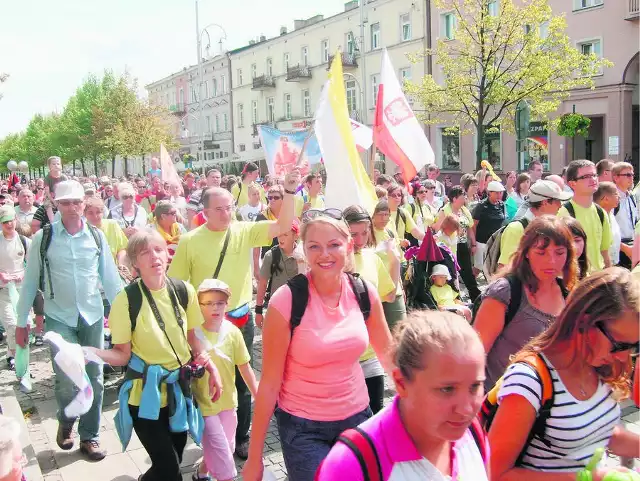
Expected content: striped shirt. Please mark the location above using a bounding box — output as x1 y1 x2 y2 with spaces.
498 354 620 472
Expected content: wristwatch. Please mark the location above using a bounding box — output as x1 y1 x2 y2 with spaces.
255 305 264 315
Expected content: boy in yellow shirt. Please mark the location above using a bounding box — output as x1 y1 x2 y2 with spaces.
193 279 259 481
429 265 471 321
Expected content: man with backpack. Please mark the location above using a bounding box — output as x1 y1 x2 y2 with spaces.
557 159 613 273
471 181 506 273
612 161 637 269
491 180 572 272
15 180 122 461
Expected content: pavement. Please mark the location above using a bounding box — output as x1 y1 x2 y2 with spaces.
0 327 637 481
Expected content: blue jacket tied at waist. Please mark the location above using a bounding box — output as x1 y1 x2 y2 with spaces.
114 354 204 451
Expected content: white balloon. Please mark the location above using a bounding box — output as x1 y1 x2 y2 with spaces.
6 160 17 171
18 161 28 172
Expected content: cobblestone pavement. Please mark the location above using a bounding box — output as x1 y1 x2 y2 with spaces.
0 320 637 481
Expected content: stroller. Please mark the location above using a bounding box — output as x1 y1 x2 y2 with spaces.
404 229 459 312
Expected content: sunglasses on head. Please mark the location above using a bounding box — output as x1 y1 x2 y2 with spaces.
596 322 639 354
301 208 343 223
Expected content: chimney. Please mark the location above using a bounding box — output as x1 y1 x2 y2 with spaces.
259 34 267 42
344 0 358 11
294 19 305 30
280 26 287 35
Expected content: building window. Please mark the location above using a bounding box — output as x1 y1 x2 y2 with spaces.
237 104 244 128
239 144 246 152
399 67 412 81
487 0 499 16
442 13 456 40
284 53 290 71
371 74 380 108
346 32 355 55
437 127 460 170
400 14 411 42
267 97 275 122
179 88 184 105
252 100 258 124
214 114 220 133
205 115 211 133
301 46 309 66
237 69 243 86
223 113 228 131
266 58 273 76
321 39 329 63
284 93 292 119
578 38 603 74
479 126 502 171
346 80 357 114
539 21 549 39
251 63 257 79
221 75 226 94
212 78 218 97
303 90 311 117
189 86 196 103
573 0 603 10
253 142 261 150
204 81 209 99
370 23 380 50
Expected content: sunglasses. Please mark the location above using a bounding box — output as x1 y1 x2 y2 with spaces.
267 195 282 201
302 208 343 223
596 322 639 354
122 195 134 200
416 190 427 194
615 173 634 178
389 192 403 198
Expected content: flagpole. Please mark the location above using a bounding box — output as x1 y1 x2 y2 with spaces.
367 145 375 180
295 124 315 168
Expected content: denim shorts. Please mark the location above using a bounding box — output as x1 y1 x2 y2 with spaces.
275 406 372 481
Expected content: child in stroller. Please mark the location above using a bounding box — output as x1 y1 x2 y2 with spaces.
429 264 472 321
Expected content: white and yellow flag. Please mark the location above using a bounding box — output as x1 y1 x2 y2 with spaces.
314 54 377 213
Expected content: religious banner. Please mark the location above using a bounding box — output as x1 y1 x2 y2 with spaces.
257 125 322 176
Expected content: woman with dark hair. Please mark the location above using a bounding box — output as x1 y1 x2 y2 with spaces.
474 216 578 390
434 185 480 301
231 163 265 208
562 216 589 280
385 183 425 246
509 173 531 210
505 171 517 196
490 268 639 478
408 181 435 232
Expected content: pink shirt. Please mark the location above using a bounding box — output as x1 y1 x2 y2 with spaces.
316 396 489 481
269 274 377 421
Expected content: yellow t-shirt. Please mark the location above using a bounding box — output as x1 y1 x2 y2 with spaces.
354 249 395 362
109 281 204 407
168 221 273 310
231 182 267 208
410 202 435 230
99 218 128 261
388 206 417 238
373 228 404 296
498 220 527 266
294 195 326 218
194 321 251 416
430 283 459 308
558 201 612 272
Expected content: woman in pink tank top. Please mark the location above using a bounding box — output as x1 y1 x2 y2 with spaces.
316 310 490 481
243 210 393 481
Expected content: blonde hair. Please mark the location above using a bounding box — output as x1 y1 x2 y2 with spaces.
126 229 167 266
300 216 355 273
118 182 135 198
84 196 105 212
247 182 261 194
392 310 483 382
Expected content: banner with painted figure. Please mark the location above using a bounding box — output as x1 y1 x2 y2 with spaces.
257 126 322 176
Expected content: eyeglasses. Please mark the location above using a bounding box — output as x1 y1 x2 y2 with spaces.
416 190 427 194
389 192 403 199
596 322 639 354
122 195 134 200
164 211 177 217
267 195 282 201
574 173 597 181
199 301 227 309
302 208 343 223
615 173 634 178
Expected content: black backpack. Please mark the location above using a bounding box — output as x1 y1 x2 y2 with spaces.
286 273 371 334
125 278 189 332
264 245 283 305
563 201 605 225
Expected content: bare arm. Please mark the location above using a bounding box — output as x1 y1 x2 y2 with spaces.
238 362 259 399
607 425 640 458
116 249 127 266
31 218 41 234
601 250 612 269
473 297 507 354
88 342 132 367
432 211 445 232
367 294 394 374
268 170 300 239
633 233 640 268
188 329 222 403
255 275 268 329
410 225 425 241
253 247 261 278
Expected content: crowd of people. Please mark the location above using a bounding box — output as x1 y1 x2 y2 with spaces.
0 153 638 481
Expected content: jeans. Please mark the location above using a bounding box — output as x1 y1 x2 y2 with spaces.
457 242 481 302
276 406 372 481
0 287 17 355
130 405 187 481
235 310 255 446
45 316 104 441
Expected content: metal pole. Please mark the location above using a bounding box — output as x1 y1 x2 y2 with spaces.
196 0 205 175
359 0 367 127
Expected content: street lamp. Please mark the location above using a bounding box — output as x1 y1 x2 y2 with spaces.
194 0 227 175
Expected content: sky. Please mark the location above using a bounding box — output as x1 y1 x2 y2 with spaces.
0 0 349 138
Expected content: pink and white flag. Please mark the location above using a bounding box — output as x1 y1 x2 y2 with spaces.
160 144 181 188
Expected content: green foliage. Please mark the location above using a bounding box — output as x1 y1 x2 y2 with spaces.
557 113 591 137
404 0 613 168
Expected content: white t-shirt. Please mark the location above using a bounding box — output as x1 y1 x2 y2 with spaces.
0 234 29 288
608 211 621 265
498 354 620 472
238 203 264 222
109 204 148 230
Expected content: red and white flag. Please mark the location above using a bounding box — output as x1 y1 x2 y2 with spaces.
373 49 434 185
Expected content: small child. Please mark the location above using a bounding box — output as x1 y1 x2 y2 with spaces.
435 214 460 255
429 264 472 321
193 279 259 481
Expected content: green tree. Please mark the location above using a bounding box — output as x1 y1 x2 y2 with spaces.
23 114 65 171
405 0 612 169
0 132 26 172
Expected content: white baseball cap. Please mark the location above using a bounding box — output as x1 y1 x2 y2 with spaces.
486 181 506 192
527 180 573 203
197 278 231 298
55 180 85 201
430 264 451 280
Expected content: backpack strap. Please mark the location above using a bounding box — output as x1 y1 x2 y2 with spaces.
563 201 575 218
287 274 310 335
410 203 416 218
594 203 605 225
336 427 382 481
235 183 243 204
125 281 143 333
468 418 489 466
385 228 395 239
265 246 282 304
167 277 189 312
39 224 54 298
212 229 231 279
519 218 529 230
504 275 523 326
87 224 102 255
346 273 371 321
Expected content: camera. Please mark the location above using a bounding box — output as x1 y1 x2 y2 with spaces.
180 362 205 382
